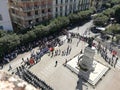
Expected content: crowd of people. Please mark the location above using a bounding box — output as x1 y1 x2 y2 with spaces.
97 42 118 67
66 32 119 68
16 65 53 90
2 32 65 64
2 29 120 70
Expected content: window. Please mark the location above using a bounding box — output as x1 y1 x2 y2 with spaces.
35 10 38 15
60 7 62 12
48 8 51 12
56 0 58 4
42 17 45 20
65 6 67 11
0 14 3 20
60 12 62 16
65 12 67 16
28 20 32 25
11 9 15 14
61 0 63 4
0 26 3 29
65 0 68 3
55 14 58 17
36 18 39 22
27 12 31 16
73 3 76 11
69 5 72 10
56 7 58 12
42 9 45 14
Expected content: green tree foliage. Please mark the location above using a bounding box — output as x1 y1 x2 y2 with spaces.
103 0 120 8
33 25 50 38
102 8 115 17
93 14 109 26
110 0 120 5
0 34 20 55
105 24 120 34
0 9 93 58
68 13 79 23
68 9 94 24
0 30 7 38
48 16 70 34
115 6 120 23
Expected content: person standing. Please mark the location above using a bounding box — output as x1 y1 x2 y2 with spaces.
8 64 12 71
21 58 25 64
55 61 58 67
114 56 118 68
64 59 67 66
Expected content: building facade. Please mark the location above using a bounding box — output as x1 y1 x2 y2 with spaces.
0 0 13 30
9 0 53 30
9 0 91 30
52 0 90 18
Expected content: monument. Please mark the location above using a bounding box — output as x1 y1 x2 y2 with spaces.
66 38 109 86
78 46 95 72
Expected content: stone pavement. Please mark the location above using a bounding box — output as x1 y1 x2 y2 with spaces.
29 38 88 90
29 36 120 90
2 47 40 73
1 20 120 90
1 20 93 73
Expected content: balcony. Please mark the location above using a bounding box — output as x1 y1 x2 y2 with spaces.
11 13 34 21
47 5 52 8
41 6 47 9
34 14 41 18
22 7 33 12
23 16 34 20
21 0 32 2
11 13 24 20
34 6 40 10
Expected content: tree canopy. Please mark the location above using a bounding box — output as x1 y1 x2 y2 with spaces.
0 9 94 59
93 14 109 26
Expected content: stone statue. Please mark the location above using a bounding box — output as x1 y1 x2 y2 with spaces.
78 42 95 72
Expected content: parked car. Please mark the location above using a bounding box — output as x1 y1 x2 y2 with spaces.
90 27 106 33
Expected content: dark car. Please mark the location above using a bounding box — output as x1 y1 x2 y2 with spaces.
91 27 105 33
90 27 101 33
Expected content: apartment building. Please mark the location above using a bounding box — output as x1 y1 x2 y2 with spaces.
52 0 90 18
9 0 53 30
0 0 13 30
9 0 94 30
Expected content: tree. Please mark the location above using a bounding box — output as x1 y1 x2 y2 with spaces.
105 24 120 34
102 8 115 17
93 14 109 26
19 34 30 44
0 30 7 38
0 34 20 55
115 6 120 23
68 13 79 23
